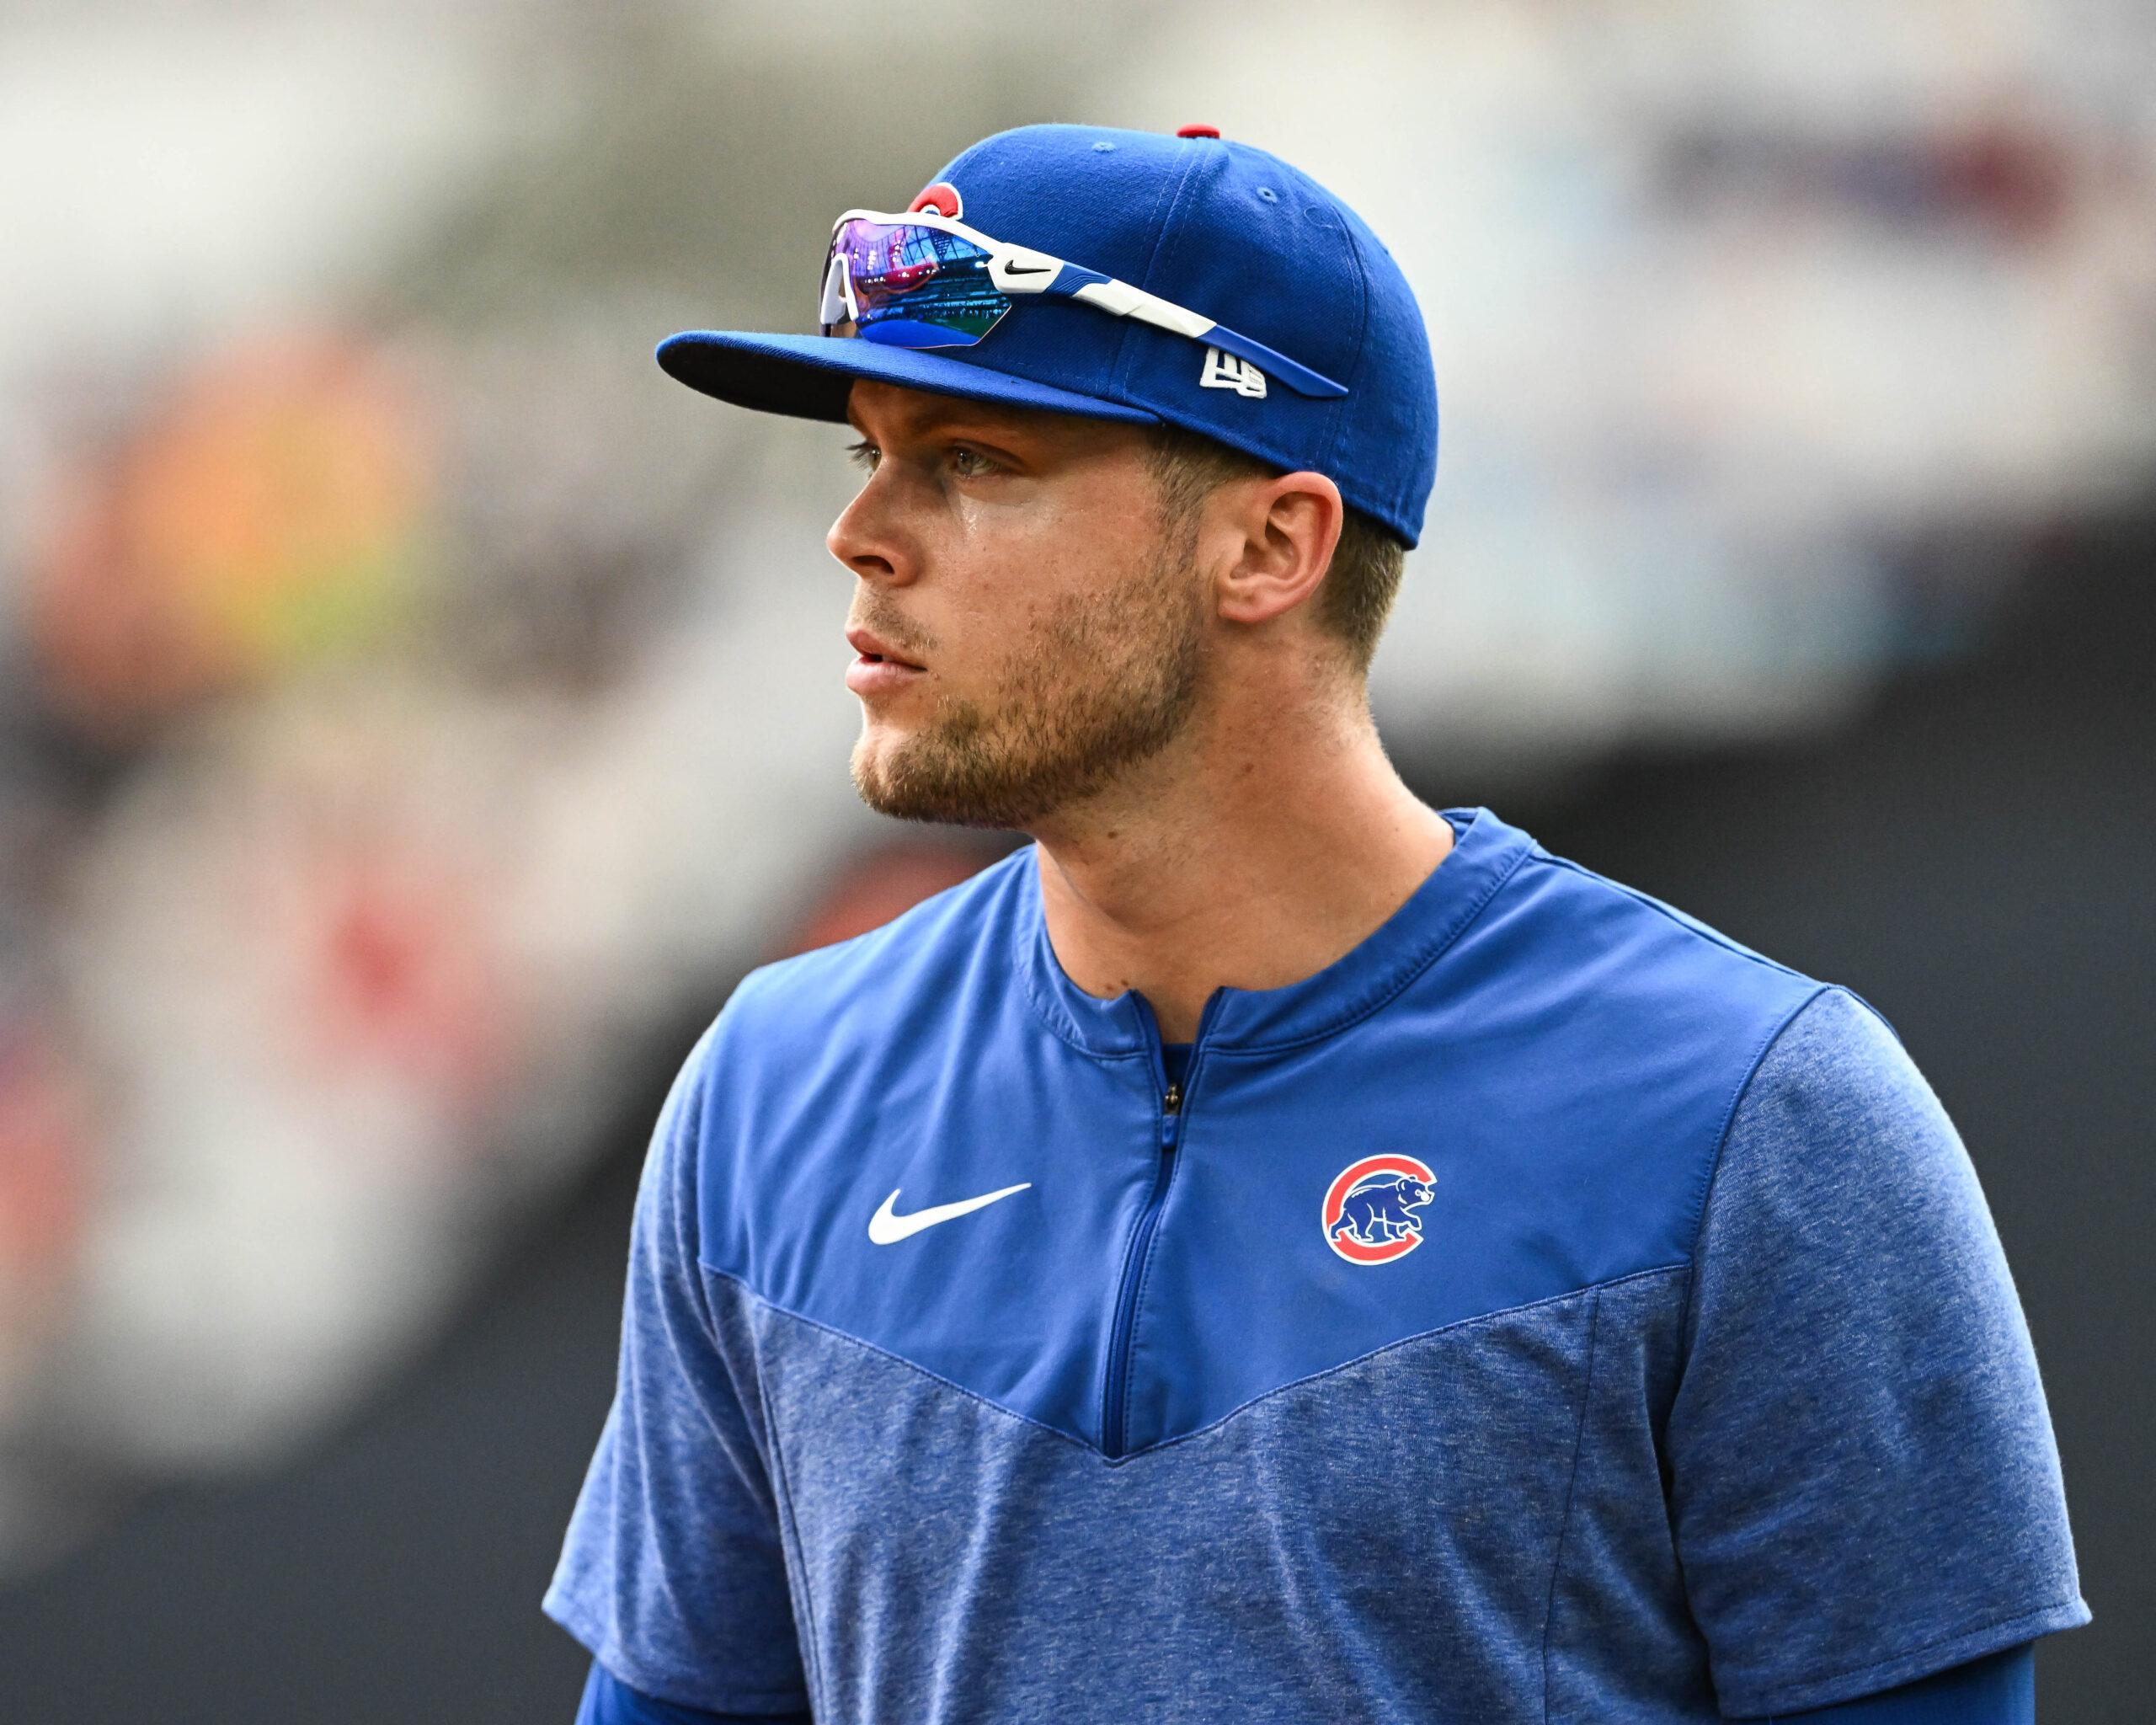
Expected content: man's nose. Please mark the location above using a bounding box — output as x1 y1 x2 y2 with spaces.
827 477 920 586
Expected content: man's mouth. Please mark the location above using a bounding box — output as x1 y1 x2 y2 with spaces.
845 647 929 697
846 625 927 670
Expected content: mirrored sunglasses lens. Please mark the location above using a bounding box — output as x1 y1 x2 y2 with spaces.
819 221 1008 349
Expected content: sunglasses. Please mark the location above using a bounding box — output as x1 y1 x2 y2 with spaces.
818 207 1348 400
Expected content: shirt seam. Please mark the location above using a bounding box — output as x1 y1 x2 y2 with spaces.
1200 834 1534 1059
699 1258 1686 1462
671 1076 827 1717
1672 982 1837 1355
1528 854 1817 985
1124 1262 1680 1462
699 1261 1101 1457
751 1356 826 1720
1540 1285 1603 1723
1009 843 1145 1056
1015 811 1529 1059
1262 835 1531 1053
1014 938 1153 1059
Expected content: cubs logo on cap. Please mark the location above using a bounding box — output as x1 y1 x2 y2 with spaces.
909 181 963 219
1323 1154 1437 1264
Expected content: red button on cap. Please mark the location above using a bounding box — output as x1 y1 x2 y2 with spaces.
1176 124 1220 139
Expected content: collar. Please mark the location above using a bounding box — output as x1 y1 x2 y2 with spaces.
1012 805 1536 1059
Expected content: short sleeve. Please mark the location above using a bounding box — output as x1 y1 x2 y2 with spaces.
1664 986 2089 1717
542 1012 813 1716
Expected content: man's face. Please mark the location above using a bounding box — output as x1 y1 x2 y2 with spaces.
830 380 1209 830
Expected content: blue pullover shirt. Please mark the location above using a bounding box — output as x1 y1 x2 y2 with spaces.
544 807 2086 1721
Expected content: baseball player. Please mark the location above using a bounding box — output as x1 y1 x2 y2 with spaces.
545 124 2087 1722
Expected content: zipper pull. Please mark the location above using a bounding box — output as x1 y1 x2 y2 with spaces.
1163 1079 1182 1115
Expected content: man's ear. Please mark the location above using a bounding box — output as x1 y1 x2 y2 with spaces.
1210 470 1346 633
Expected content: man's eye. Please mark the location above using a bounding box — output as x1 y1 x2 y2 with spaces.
949 446 999 477
845 439 878 471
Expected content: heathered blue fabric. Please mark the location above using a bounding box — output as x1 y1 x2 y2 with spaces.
1659 992 2085 1711
572 1643 2035 1725
542 809 2086 1721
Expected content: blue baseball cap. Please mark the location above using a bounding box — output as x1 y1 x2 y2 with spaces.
657 123 1440 546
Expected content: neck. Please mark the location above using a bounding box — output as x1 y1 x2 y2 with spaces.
1026 682 1454 1044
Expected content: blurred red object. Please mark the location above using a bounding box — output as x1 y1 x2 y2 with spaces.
0 1023 93 1397
774 841 1004 958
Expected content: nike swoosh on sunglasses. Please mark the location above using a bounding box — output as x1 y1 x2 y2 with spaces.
818 207 1349 400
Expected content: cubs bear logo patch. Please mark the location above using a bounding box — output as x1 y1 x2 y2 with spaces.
1322 1154 1437 1264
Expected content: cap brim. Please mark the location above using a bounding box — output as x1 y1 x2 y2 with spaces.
656 331 1162 427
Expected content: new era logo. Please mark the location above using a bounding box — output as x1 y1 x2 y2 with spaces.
1199 346 1267 399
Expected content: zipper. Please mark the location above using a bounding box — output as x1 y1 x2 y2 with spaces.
1101 991 1218 1460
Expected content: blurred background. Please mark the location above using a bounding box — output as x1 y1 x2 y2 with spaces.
0 0 2148 1718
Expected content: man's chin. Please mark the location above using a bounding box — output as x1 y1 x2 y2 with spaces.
849 734 1052 831
851 782 1027 831
851 735 961 826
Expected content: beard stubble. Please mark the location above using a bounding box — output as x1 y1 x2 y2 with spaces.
848 517 1208 830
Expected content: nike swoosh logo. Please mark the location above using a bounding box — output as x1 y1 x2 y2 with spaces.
868 1183 1033 1245
1001 263 1054 276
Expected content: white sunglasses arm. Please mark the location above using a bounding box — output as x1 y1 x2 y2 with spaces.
982 245 1214 340
1065 277 1214 341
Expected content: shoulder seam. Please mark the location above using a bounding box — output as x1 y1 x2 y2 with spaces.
1672 981 1839 1354
1528 853 1815 985
659 1012 733 1348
